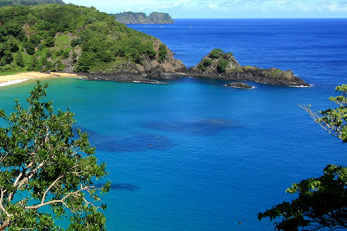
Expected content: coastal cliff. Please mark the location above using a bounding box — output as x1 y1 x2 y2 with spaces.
111 12 174 24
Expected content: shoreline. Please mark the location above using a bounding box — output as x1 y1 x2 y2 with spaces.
0 72 82 87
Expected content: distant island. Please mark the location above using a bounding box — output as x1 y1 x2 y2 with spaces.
111 11 174 24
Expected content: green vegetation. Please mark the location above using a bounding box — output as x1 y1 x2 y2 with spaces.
158 43 167 63
217 58 229 73
203 58 212 67
269 68 284 77
259 84 347 231
196 49 239 73
0 82 110 230
197 63 205 71
0 70 28 76
0 4 162 74
209 49 223 59
0 0 64 7
198 58 213 71
243 65 256 70
226 67 242 73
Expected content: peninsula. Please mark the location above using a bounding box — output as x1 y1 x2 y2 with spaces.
111 11 174 24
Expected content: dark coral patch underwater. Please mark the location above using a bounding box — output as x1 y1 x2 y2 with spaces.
142 118 243 135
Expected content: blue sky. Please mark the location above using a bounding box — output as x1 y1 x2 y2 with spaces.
64 0 347 18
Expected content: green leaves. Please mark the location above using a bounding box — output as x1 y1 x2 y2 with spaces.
217 58 229 73
0 81 109 230
259 165 347 231
158 43 167 63
209 49 223 59
302 84 347 142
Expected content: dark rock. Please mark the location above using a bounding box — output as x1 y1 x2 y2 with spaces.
226 82 253 89
83 72 166 84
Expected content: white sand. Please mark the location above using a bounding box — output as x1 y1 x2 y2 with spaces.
0 72 81 86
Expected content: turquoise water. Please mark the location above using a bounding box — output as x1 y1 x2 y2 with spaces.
1 19 347 230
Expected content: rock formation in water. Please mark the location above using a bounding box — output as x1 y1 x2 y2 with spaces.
226 82 253 89
111 11 174 24
181 49 310 87
86 48 310 87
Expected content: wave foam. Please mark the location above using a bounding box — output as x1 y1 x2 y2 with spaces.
0 79 30 87
292 84 313 88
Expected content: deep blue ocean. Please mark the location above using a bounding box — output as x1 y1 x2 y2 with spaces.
1 19 347 230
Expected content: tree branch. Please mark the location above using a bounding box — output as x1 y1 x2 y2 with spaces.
0 219 10 230
41 175 64 204
25 184 90 210
14 161 47 194
0 153 9 164
0 187 10 217
300 105 343 140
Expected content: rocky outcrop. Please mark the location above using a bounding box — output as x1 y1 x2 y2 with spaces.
226 82 253 89
111 12 174 24
82 72 166 84
148 12 174 24
184 66 309 87
84 48 309 87
184 49 310 87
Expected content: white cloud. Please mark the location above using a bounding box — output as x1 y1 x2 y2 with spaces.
209 3 218 9
321 0 347 11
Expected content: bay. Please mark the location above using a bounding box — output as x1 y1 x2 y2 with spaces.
1 19 347 230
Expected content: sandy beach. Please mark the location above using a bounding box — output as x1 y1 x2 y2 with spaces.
0 72 81 86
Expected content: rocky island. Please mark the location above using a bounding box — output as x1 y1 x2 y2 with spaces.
111 11 174 24
184 49 309 87
226 82 253 89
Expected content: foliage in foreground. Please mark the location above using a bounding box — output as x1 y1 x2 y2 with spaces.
0 82 110 230
258 84 347 231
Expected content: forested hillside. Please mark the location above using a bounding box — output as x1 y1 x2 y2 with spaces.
0 4 177 74
0 0 64 7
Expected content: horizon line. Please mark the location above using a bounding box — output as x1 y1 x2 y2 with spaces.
172 17 347 19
